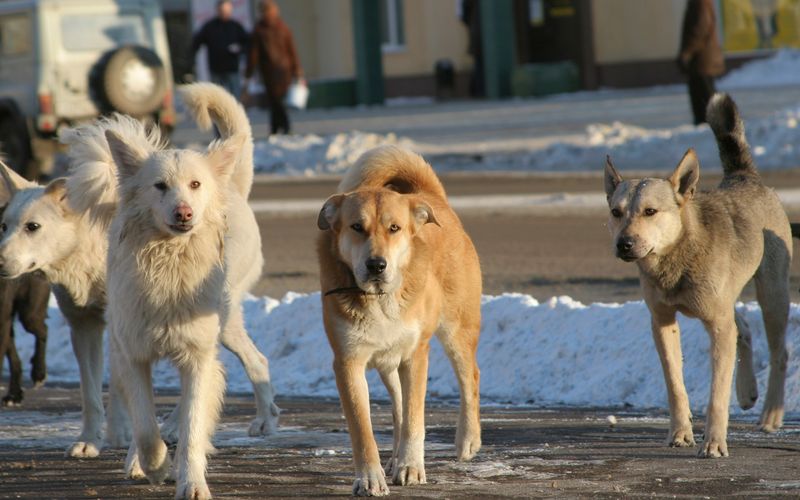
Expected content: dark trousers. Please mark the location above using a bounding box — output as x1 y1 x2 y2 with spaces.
268 94 290 135
687 71 717 125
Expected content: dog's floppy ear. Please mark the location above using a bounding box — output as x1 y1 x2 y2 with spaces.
206 135 245 180
410 198 440 231
317 194 345 230
604 155 622 200
106 130 143 178
0 160 36 204
669 148 700 203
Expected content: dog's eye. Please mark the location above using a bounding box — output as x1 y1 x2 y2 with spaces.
351 223 364 233
389 224 400 233
644 208 658 216
25 222 40 233
190 181 201 190
611 208 622 218
0 223 6 232
154 182 168 191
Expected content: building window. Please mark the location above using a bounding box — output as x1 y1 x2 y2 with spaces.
380 0 405 52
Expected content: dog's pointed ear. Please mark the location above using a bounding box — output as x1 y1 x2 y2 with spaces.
604 155 622 200
318 194 345 231
0 160 36 204
669 148 700 202
43 178 73 214
106 130 143 178
411 199 439 231
206 135 245 180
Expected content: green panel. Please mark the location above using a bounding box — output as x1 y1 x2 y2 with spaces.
511 62 580 97
352 0 384 105
307 79 357 109
480 0 516 99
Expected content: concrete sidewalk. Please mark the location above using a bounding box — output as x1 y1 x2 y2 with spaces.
1 386 799 498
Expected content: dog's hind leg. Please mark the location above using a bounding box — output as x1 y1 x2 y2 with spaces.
64 320 105 458
220 303 279 436
105 373 132 449
438 325 481 462
734 311 758 410
393 342 430 487
378 368 402 475
649 306 695 448
754 243 791 433
2 326 23 406
175 349 225 500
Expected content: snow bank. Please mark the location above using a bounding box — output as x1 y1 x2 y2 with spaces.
719 49 800 89
8 293 800 415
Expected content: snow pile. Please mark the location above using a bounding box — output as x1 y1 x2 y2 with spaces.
8 293 800 415
253 131 415 175
719 49 800 89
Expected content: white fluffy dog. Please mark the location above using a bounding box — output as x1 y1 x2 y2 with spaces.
102 88 263 498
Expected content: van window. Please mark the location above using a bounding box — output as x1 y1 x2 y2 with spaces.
60 13 149 52
0 13 33 56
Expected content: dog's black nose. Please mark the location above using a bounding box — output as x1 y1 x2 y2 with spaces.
617 236 634 252
366 257 387 275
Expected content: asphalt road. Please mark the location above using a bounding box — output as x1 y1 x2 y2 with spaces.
2 387 800 499
252 171 800 304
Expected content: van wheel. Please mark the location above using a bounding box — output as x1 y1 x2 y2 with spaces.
0 117 31 176
102 46 167 116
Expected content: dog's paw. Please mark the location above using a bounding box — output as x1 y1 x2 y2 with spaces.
383 457 398 476
759 406 784 433
352 466 389 497
125 449 146 480
247 415 278 437
392 462 426 486
65 440 101 458
144 450 173 485
456 432 481 461
1 393 23 407
667 428 696 448
31 366 46 388
175 481 211 500
106 425 132 449
160 420 180 446
735 374 758 411
697 437 728 458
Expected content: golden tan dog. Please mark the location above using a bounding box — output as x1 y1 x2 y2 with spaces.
317 146 482 496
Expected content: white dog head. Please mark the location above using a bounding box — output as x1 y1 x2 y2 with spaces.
318 189 439 294
604 149 699 262
0 164 79 278
105 131 242 237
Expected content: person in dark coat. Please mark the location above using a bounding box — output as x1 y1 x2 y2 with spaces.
679 0 725 125
191 0 249 98
244 0 303 135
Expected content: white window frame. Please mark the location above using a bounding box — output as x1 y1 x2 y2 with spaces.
381 0 406 53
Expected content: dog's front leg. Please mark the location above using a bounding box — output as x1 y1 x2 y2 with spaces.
393 343 430 487
650 308 695 448
175 348 225 500
699 314 737 458
65 322 105 458
334 357 388 497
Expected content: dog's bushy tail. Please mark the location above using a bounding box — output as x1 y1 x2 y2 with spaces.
61 114 162 229
706 93 757 177
180 83 254 199
338 145 447 199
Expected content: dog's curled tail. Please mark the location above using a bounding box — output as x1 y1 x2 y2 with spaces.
706 93 757 177
180 82 254 199
338 145 447 200
61 114 162 228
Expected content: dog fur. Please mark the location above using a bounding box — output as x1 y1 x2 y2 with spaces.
0 84 278 461
102 85 265 499
317 146 482 496
604 93 791 457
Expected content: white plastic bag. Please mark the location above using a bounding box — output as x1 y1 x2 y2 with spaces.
285 79 309 110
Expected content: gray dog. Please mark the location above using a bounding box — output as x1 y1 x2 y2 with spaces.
604 93 791 458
